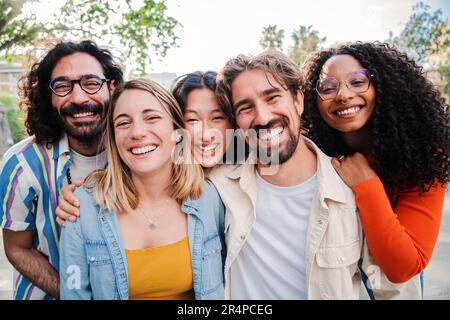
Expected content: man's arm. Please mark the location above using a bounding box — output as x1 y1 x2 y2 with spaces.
3 229 60 299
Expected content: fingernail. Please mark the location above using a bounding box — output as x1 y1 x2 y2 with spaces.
69 216 76 222
74 201 80 207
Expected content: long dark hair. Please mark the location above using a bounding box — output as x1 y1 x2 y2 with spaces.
171 70 235 125
302 41 450 200
19 40 124 144
171 70 247 165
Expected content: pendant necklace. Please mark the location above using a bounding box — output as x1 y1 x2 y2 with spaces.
138 198 171 231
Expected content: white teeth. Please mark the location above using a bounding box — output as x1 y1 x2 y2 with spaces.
198 143 219 153
259 127 283 141
336 107 361 116
73 112 94 118
131 145 157 155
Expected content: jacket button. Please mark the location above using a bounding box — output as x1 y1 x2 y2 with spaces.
240 235 246 241
90 256 96 262
339 257 346 263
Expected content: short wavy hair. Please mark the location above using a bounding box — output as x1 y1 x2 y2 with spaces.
18 40 124 144
302 41 450 200
216 50 304 125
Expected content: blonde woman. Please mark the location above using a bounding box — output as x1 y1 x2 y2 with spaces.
59 79 225 300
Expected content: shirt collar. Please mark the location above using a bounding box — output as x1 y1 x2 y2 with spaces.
303 137 347 204
181 197 200 214
53 132 71 160
226 136 348 204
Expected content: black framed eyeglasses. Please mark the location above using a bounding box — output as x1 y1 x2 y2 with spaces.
49 74 110 97
316 69 374 101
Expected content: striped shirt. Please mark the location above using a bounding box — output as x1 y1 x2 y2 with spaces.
0 135 72 300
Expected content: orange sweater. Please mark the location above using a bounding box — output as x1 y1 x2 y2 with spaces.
352 176 446 283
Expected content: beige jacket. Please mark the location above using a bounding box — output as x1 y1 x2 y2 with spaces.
209 137 421 300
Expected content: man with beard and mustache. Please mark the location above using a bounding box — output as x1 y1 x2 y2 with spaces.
210 50 420 299
0 41 123 299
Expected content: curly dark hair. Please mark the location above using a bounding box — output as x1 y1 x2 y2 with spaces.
18 40 124 144
302 41 450 201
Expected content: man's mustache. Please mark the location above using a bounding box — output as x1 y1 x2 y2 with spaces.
60 103 102 117
251 116 289 138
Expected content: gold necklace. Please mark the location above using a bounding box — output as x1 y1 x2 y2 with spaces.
137 198 171 231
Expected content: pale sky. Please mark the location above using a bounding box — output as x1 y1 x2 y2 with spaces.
27 0 449 75
150 0 449 75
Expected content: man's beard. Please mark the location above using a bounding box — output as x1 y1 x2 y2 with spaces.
57 102 106 145
251 116 301 165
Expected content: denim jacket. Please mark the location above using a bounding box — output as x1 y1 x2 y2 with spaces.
60 181 225 300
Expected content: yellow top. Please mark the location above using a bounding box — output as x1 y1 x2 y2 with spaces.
125 237 194 300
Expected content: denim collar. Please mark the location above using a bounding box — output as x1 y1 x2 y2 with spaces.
181 197 200 215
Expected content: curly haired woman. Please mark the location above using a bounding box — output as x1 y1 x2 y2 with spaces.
301 41 449 284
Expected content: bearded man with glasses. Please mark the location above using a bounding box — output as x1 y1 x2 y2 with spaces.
0 40 123 300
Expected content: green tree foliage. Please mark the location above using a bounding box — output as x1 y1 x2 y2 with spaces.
259 24 325 66
0 0 180 74
0 95 26 143
289 25 326 65
435 55 449 100
0 1 44 55
389 2 449 101
389 1 449 64
260 25 285 50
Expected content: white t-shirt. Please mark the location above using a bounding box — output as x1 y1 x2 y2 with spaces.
68 149 107 183
230 171 317 299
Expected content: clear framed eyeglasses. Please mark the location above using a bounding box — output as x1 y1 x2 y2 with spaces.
316 69 374 101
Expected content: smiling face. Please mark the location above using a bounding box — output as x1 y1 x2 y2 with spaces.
231 68 304 165
183 88 233 168
113 89 176 177
316 54 376 133
50 52 112 143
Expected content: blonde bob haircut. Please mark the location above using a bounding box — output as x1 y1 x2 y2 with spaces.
85 78 204 213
